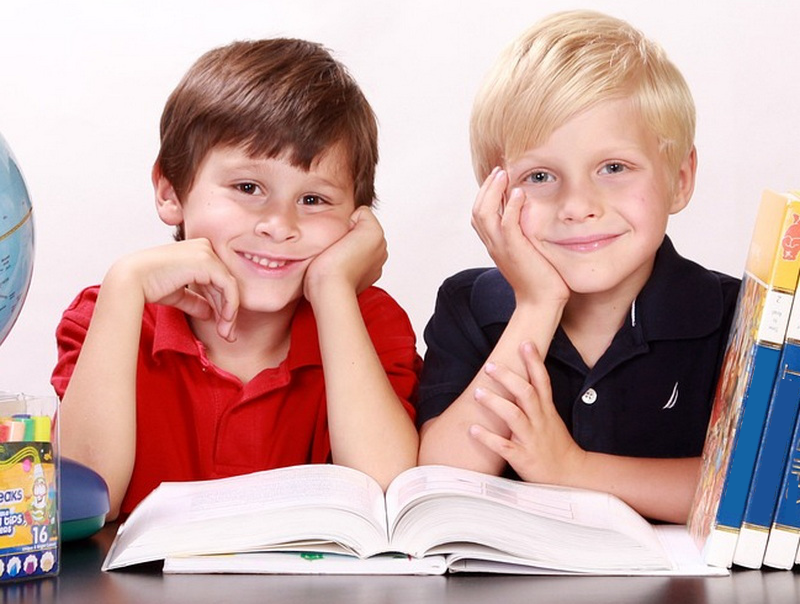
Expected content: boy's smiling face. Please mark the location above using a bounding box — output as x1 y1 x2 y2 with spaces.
505 98 695 302
158 144 357 315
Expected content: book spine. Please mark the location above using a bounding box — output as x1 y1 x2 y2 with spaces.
701 527 741 568
712 342 784 567
734 307 800 569
763 401 800 568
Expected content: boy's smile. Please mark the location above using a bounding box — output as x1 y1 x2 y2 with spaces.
162 145 357 315
505 98 695 303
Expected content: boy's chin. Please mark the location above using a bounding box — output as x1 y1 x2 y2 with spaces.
238 288 304 315
559 273 615 296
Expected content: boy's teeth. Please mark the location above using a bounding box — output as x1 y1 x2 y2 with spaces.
244 253 287 268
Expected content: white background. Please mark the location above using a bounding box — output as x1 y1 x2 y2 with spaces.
1 1 799 395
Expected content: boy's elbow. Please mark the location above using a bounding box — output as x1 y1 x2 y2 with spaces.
417 418 442 465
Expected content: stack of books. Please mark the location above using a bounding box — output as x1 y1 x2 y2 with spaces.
688 189 800 570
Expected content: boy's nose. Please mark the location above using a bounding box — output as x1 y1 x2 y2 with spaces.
557 186 603 222
254 202 300 241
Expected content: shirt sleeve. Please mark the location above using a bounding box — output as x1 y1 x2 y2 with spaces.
417 270 498 428
357 287 422 422
50 286 100 399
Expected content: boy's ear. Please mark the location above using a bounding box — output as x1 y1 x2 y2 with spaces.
152 162 184 226
669 146 698 215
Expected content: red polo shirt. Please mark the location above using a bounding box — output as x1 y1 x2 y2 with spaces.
51 285 420 515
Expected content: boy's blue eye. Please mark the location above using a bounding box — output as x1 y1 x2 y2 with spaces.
526 171 554 184
601 163 625 174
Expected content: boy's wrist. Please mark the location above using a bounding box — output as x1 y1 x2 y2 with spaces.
102 257 149 303
304 277 358 308
512 297 567 325
560 447 590 489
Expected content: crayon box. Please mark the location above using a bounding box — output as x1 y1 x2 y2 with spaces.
0 393 58 582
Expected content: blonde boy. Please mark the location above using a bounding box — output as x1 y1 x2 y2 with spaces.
418 11 739 523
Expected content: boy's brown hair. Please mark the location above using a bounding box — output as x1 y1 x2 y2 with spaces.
156 38 378 239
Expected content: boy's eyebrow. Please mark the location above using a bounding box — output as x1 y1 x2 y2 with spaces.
512 140 651 163
225 156 353 193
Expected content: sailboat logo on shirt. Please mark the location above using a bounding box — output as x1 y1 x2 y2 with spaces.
662 382 679 410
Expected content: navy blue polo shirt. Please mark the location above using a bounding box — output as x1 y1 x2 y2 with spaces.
418 236 740 460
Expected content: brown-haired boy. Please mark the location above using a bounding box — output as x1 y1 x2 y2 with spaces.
52 38 420 520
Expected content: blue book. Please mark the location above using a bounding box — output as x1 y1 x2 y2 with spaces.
764 382 800 568
763 424 800 569
688 190 800 569
733 299 800 568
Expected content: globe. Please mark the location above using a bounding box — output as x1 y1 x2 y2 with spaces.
0 132 34 346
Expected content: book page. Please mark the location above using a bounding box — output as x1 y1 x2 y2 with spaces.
445 525 727 575
385 466 670 571
104 464 389 569
163 551 449 575
387 465 639 528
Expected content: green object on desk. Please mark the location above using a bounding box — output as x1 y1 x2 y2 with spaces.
62 515 107 543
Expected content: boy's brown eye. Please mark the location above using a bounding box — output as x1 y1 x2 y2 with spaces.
301 195 323 206
237 183 257 194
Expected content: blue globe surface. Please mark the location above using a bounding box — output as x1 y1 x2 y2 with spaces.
0 132 34 346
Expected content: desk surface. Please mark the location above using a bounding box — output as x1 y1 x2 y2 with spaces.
2 525 800 604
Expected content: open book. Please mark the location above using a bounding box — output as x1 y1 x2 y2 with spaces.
103 464 726 576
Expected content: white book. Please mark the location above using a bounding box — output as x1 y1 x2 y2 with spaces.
103 464 727 576
164 551 448 575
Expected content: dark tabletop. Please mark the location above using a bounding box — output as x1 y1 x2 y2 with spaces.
2 524 800 604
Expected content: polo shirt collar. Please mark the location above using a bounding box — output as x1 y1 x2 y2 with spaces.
634 236 725 341
548 236 726 377
472 236 725 340
152 305 198 356
150 299 323 369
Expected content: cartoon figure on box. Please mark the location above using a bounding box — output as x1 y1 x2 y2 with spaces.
782 214 800 260
25 463 54 527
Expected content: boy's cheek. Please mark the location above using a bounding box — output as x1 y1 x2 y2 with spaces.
306 226 353 261
519 204 543 239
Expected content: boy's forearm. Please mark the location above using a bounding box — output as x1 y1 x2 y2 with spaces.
58 267 146 519
564 453 701 524
418 300 563 473
312 287 418 489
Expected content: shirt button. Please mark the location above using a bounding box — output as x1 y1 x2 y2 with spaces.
581 388 597 405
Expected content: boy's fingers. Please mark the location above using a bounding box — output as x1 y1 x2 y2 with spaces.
348 205 373 228
168 288 214 321
472 168 507 238
207 280 237 320
474 387 532 432
473 167 501 210
484 361 542 419
468 424 517 462
500 188 525 231
519 342 555 412
185 259 238 340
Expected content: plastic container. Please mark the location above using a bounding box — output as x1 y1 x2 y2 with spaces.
0 393 58 581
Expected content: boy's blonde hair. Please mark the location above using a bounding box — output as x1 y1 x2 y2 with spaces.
470 10 695 182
